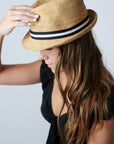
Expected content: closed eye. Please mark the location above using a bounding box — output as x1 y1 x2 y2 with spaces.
46 48 53 50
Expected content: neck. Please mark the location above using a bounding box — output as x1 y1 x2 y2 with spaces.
54 70 67 90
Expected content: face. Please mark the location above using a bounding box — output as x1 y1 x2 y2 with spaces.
39 47 59 73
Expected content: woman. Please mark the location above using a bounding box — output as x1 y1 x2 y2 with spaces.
0 0 114 144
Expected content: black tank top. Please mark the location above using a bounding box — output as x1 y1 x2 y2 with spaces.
40 60 114 144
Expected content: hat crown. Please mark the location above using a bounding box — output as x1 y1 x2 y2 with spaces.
22 0 97 51
31 0 88 32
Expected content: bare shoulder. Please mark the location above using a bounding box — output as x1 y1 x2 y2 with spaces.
87 117 114 144
0 59 42 85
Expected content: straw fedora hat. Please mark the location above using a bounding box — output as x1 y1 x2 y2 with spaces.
22 0 97 51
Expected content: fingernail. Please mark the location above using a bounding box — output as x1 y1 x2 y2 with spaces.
28 23 31 26
34 15 39 18
33 18 37 21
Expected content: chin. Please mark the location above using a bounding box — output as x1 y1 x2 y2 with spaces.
47 64 55 73
51 68 55 73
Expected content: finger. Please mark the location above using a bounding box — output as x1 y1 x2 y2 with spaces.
10 5 33 11
11 14 39 22
12 20 31 27
10 9 39 19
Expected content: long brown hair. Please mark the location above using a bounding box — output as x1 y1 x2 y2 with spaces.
55 30 114 144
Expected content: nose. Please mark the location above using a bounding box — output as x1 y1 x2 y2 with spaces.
39 51 49 60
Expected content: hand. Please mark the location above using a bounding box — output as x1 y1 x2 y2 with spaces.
0 5 39 36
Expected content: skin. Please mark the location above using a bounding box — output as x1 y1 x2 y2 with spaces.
0 5 42 85
39 47 59 73
40 48 114 144
0 5 39 36
39 47 68 117
0 5 114 144
87 117 114 144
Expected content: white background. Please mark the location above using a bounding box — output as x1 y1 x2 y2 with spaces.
0 0 114 144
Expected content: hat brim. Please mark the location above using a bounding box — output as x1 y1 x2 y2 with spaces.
22 9 97 51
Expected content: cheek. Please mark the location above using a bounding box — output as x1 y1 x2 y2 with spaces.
50 49 59 62
53 52 59 62
50 54 58 63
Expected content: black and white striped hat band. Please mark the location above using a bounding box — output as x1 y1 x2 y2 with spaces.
29 15 90 40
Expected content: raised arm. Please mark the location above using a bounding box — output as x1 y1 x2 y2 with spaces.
0 5 42 85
